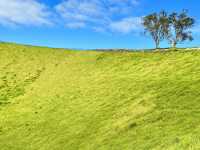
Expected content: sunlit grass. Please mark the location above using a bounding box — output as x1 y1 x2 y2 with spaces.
1 42 200 149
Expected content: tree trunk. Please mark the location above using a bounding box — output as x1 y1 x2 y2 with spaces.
171 40 177 48
155 40 159 50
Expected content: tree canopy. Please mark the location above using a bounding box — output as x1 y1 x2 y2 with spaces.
143 10 195 49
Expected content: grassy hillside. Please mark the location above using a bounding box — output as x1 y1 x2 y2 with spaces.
1 42 200 150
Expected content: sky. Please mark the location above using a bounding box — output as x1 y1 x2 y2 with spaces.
0 0 200 49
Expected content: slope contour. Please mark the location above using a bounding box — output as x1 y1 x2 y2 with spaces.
0 43 200 150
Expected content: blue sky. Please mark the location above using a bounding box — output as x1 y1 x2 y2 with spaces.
0 0 199 49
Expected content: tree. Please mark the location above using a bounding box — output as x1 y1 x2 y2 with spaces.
143 11 169 49
168 10 195 48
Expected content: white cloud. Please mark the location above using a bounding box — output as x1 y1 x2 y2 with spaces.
109 17 142 34
55 0 141 33
55 0 106 23
65 22 86 29
0 0 51 26
107 0 139 14
0 0 142 33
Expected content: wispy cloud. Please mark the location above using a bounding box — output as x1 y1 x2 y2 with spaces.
55 0 141 33
0 0 51 26
65 22 86 29
0 0 142 33
109 17 142 34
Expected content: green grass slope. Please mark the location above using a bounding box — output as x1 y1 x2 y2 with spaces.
1 42 200 150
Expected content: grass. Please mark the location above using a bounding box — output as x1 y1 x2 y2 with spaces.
1 42 200 150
